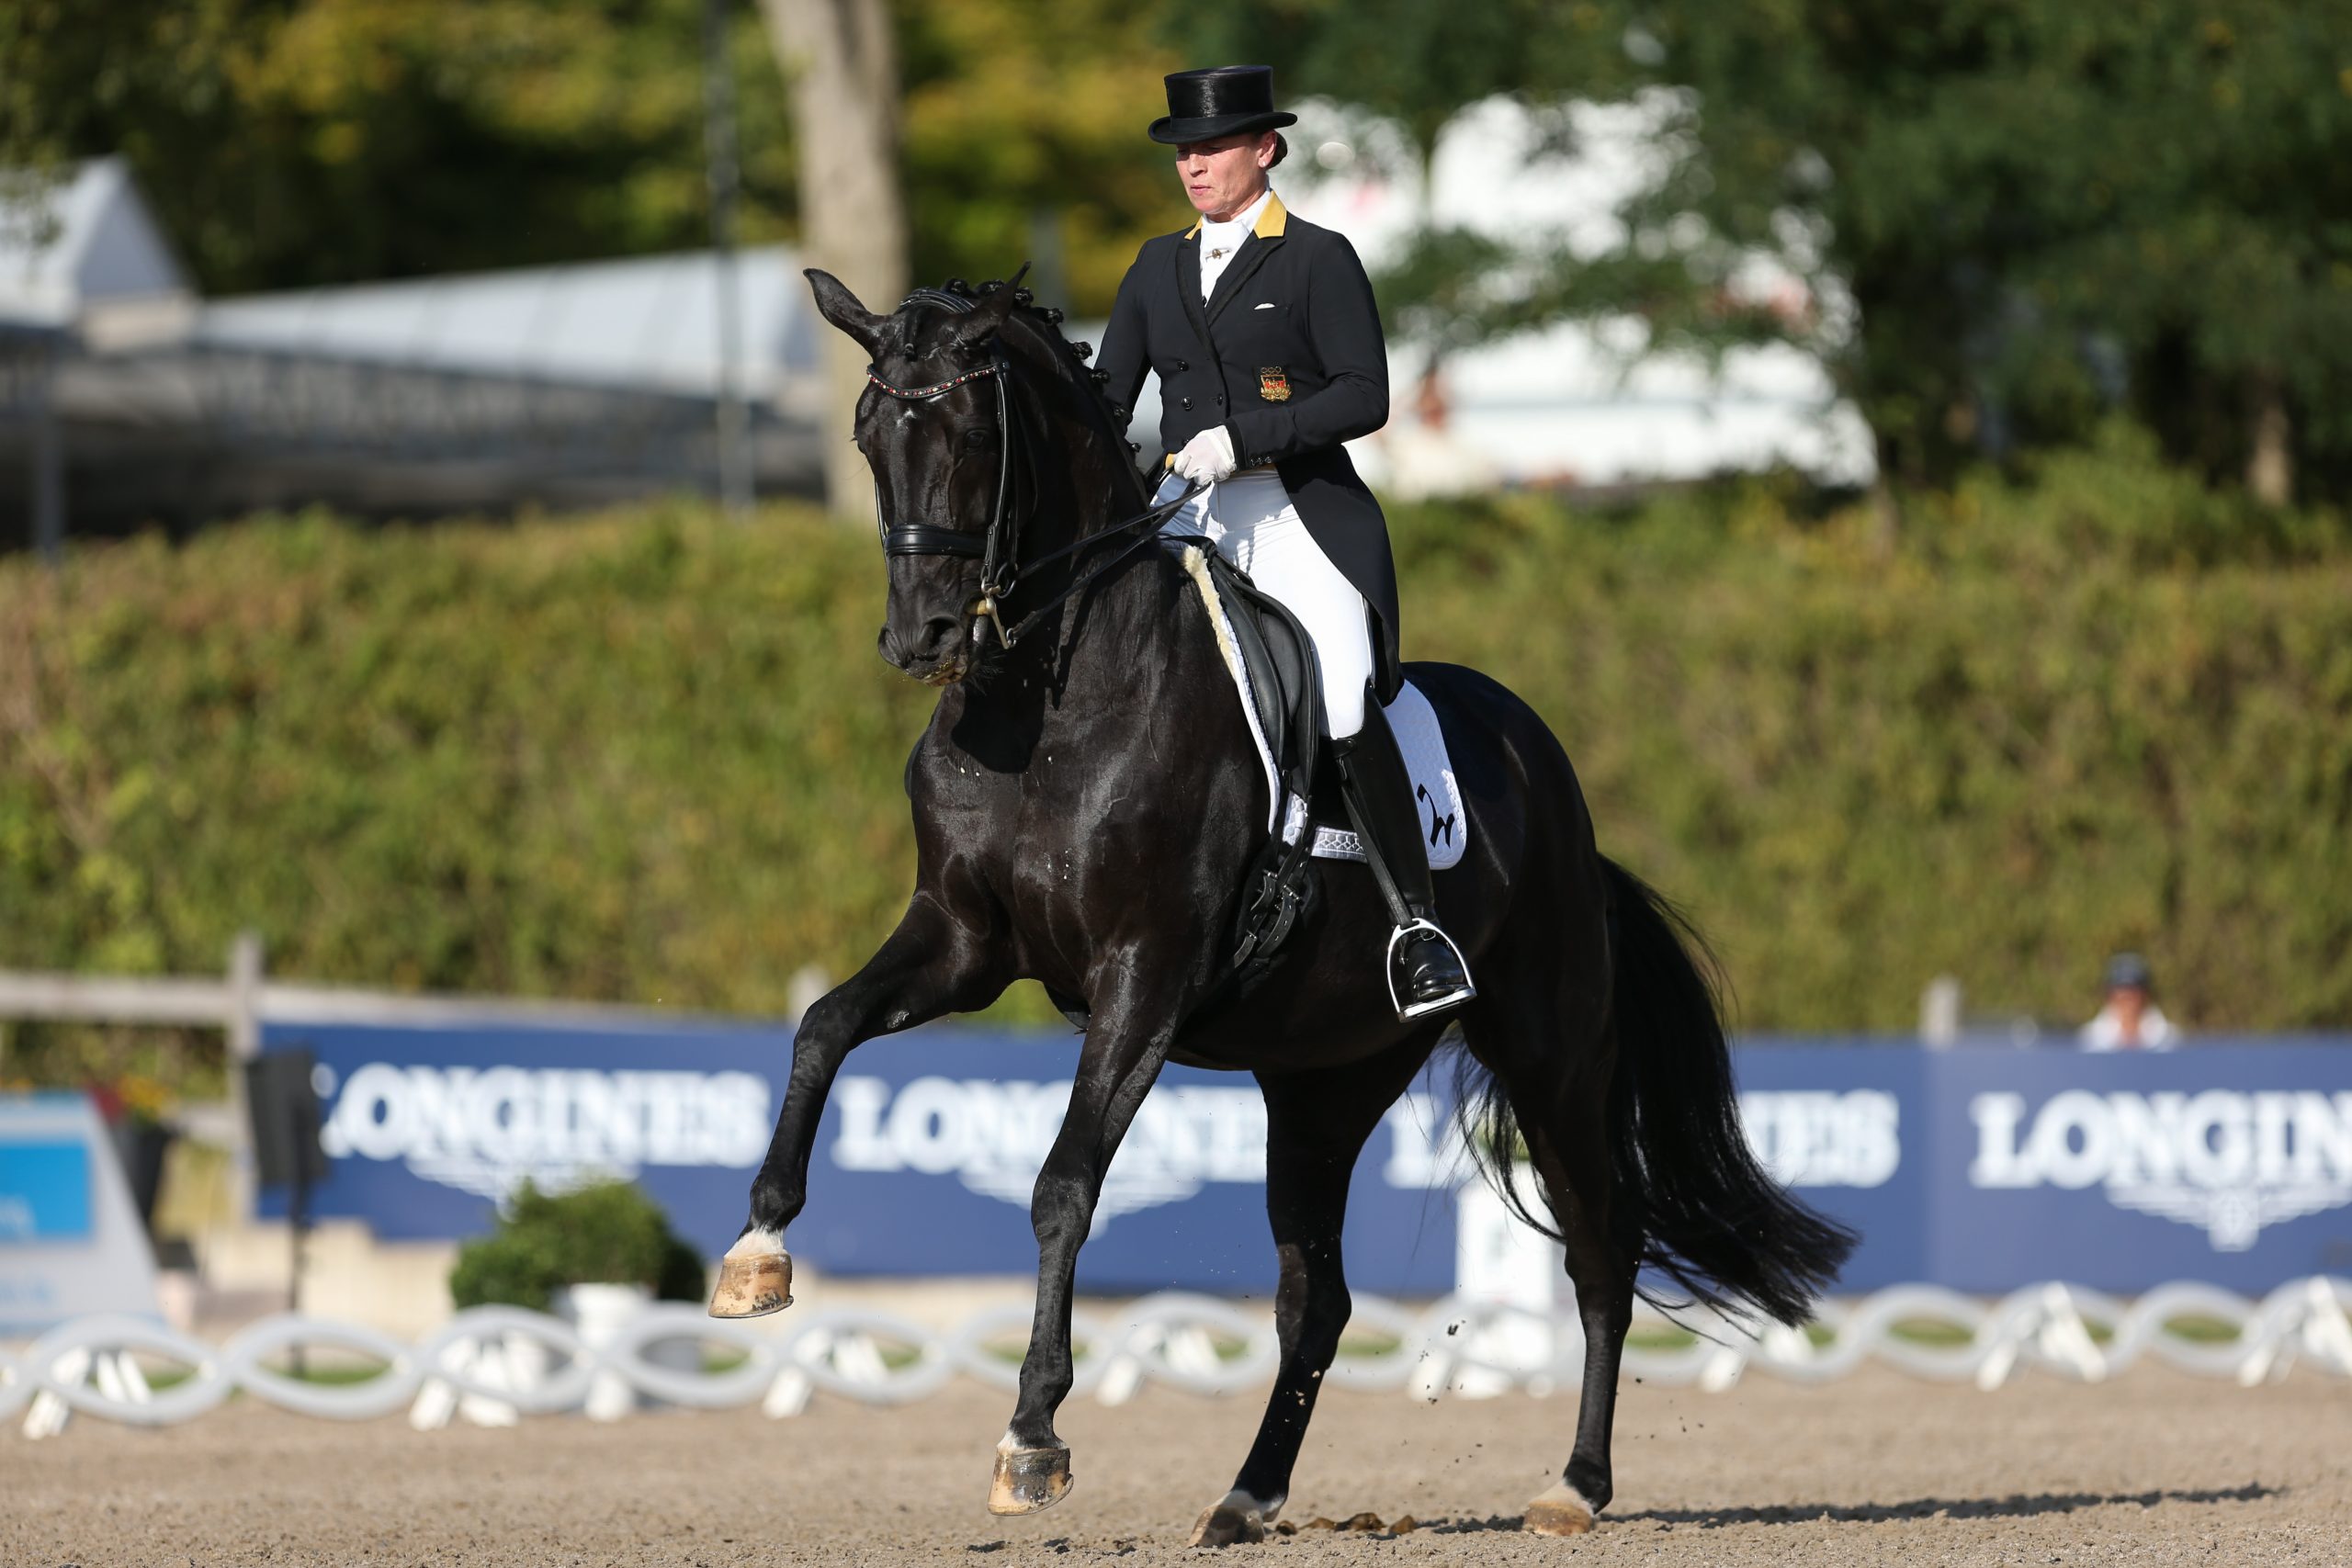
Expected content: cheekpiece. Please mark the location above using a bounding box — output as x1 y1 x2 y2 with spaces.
1148 65 1298 145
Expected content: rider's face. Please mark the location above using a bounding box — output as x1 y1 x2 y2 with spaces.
1175 134 1274 223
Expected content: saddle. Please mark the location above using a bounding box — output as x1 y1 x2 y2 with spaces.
1044 538 1453 1032
1165 536 1329 998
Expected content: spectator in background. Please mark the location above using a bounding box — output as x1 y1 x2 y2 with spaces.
1374 363 1502 500
2079 953 2177 1051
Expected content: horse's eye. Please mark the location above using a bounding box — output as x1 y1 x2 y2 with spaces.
963 427 996 451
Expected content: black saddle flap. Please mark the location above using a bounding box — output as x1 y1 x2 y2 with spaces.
1180 540 1321 813
1166 536 1326 1000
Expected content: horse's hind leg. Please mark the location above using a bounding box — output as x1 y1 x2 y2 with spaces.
1459 984 1637 1536
1188 1040 1437 1547
1519 1087 1638 1535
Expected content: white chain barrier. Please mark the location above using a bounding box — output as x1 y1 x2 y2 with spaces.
6 1278 2348 1435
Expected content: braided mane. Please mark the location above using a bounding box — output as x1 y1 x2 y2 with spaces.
895 275 1148 515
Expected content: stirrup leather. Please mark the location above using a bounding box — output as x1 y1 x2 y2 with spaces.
1385 917 1477 1021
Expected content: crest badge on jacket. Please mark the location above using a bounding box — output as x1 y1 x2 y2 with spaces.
1257 367 1292 403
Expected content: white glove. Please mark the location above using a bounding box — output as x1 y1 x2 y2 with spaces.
1172 425 1238 484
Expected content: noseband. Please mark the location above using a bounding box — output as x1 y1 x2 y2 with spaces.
865 285 1205 651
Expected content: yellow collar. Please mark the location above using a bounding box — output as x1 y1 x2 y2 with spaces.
1184 190 1286 242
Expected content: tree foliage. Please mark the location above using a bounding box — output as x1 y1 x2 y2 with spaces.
899 0 1186 311
0 0 797 293
1 0 1188 313
1195 0 2352 500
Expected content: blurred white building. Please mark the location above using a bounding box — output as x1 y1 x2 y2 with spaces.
1272 94 1876 495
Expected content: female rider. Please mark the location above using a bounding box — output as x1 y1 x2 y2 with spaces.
1094 65 1475 1021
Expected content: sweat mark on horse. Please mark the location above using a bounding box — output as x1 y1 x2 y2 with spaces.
711 269 1856 1543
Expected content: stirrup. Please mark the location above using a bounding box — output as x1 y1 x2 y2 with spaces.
1385 918 1477 1021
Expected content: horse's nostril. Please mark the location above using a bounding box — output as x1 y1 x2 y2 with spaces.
918 615 961 656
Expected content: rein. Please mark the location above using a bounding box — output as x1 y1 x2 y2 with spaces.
866 286 1204 650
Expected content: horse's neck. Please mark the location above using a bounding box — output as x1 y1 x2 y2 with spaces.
957 527 1197 760
1062 538 1193 689
972 371 1204 746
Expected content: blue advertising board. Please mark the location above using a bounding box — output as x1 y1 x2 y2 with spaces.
1926 1045 2352 1292
262 1020 1468 1295
262 1018 2352 1297
0 1141 93 1244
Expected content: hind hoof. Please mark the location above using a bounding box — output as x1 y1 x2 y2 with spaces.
987 1445 1073 1516
1523 1482 1597 1536
1187 1492 1273 1547
707 1247 792 1319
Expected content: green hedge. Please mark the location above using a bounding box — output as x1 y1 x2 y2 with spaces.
4 436 2348 1045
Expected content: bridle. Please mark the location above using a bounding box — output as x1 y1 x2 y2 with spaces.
866 285 1204 651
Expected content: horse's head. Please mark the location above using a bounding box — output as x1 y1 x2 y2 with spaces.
807 268 1032 685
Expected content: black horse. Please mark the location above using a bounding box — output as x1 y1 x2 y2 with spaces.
712 270 1853 1544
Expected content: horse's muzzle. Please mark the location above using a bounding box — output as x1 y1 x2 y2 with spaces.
878 614 970 683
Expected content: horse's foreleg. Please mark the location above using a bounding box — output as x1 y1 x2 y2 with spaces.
989 980 1182 1516
1189 1043 1434 1548
712 897 1002 1317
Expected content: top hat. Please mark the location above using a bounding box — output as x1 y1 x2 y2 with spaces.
1148 65 1298 145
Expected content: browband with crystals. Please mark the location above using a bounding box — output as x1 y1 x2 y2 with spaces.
866 364 1000 400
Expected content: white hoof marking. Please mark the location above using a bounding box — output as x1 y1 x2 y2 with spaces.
725 1226 785 1260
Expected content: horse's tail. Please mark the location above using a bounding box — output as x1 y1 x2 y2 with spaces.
1594 857 1854 1325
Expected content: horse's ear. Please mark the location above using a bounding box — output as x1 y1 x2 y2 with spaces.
804 268 890 357
942 263 1031 355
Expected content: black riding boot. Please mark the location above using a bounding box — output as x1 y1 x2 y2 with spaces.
1333 694 1476 1021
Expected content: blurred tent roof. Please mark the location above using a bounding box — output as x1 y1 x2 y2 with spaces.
196 248 822 410
0 157 191 344
1 163 828 540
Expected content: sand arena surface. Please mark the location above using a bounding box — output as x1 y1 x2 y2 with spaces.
6 1366 2346 1566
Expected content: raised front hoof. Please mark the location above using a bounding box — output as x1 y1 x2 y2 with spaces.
707 1249 793 1319
1522 1482 1598 1537
986 1446 1073 1516
1187 1496 1272 1548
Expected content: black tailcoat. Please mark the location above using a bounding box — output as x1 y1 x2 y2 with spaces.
1095 193 1402 696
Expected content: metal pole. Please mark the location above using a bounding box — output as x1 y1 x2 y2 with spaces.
227 931 265 1234
288 1130 311 1377
228 930 265 1064
32 346 64 567
704 0 753 518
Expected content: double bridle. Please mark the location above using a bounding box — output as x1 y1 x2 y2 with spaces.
866 286 1203 650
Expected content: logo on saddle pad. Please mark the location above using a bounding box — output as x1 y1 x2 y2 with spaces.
1257 367 1291 402
1417 784 1456 848
1970 1089 2352 1250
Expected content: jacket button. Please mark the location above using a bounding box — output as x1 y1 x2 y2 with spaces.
1181 396 1194 411
1176 359 1189 371
1216 394 1226 407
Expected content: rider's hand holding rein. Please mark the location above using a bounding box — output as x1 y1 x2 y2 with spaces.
1173 425 1238 483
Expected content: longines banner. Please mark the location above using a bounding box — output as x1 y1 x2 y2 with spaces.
259 1021 2352 1296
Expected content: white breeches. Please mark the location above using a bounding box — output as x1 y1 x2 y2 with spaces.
1157 468 1374 738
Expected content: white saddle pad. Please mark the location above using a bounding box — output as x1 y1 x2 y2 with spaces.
1180 545 1468 873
